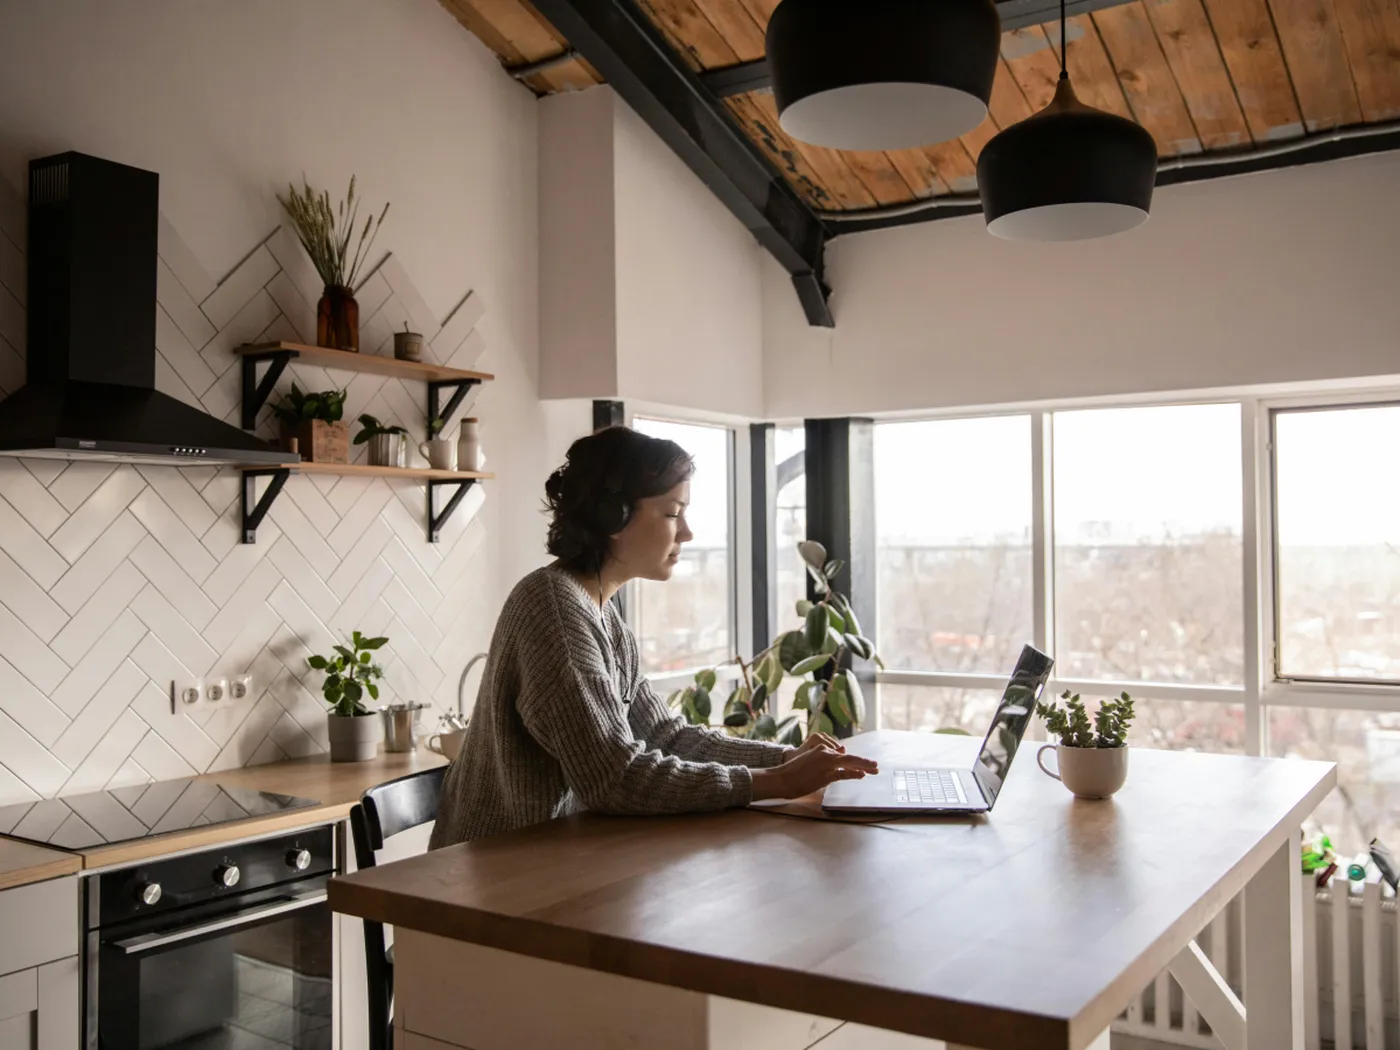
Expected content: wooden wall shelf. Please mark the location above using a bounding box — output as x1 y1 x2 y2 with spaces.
239 462 494 545
235 342 492 432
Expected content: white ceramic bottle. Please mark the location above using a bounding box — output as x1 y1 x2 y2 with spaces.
457 418 481 472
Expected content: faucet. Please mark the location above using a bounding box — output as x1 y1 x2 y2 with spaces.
457 652 489 722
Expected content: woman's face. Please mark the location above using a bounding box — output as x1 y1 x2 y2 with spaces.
610 480 694 582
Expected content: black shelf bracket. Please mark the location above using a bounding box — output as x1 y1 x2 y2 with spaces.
240 349 300 430
428 478 478 544
241 469 291 544
428 379 481 433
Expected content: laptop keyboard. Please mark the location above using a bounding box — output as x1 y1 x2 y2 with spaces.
893 769 965 805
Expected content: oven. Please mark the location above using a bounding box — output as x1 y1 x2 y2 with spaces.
84 826 337 1050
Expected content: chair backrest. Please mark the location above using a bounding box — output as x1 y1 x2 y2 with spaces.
350 766 447 870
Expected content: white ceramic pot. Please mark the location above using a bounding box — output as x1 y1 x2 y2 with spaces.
1036 744 1129 799
419 437 456 471
457 418 481 472
327 712 382 763
367 433 405 468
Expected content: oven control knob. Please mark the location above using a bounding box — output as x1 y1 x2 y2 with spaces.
287 849 312 871
214 864 241 888
135 881 162 906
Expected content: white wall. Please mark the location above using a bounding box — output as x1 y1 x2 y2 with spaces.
538 86 765 416
0 0 570 802
763 152 1400 418
613 99 764 418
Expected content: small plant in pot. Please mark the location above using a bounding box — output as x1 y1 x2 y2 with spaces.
309 631 388 762
355 414 408 468
1034 691 1136 799
669 540 881 745
273 383 348 463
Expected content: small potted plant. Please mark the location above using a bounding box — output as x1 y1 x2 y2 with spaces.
355 414 409 468
308 631 388 762
272 383 348 463
1034 690 1136 799
277 176 389 353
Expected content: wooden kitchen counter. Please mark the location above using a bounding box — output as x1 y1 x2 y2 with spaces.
0 837 82 890
330 731 1335 1050
70 749 447 869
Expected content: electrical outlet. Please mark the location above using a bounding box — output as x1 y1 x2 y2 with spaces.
230 674 253 701
207 678 229 704
173 680 204 713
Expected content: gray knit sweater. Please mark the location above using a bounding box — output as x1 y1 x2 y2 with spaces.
429 565 792 848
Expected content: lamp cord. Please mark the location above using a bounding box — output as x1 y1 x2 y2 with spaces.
1059 0 1068 80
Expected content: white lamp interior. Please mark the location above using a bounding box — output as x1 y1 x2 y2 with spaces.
986 201 1149 242
779 82 988 152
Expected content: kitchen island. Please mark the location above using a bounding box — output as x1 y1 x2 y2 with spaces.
329 730 1334 1050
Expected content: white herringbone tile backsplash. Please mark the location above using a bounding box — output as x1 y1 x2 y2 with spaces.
0 175 493 805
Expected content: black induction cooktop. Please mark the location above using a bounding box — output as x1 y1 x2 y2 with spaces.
0 777 320 851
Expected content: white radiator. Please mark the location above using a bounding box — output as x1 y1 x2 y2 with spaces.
1112 881 1399 1049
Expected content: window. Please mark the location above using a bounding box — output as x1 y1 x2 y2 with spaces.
874 417 1033 674
631 418 734 675
1273 405 1400 683
1077 695 1247 754
773 426 807 632
878 685 1047 742
1053 404 1243 685
1270 707 1400 859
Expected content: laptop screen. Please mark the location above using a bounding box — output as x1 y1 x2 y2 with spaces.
971 644 1055 807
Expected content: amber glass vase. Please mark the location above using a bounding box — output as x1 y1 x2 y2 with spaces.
317 285 359 352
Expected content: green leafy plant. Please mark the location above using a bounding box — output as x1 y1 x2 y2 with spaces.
273 382 347 426
669 540 882 746
353 413 409 445
307 631 387 717
1036 690 1136 748
427 416 446 438
277 176 389 290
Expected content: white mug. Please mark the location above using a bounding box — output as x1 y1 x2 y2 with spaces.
1036 744 1129 800
419 437 457 471
428 728 466 761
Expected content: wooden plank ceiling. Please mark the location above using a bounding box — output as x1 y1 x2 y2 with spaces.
443 0 1400 211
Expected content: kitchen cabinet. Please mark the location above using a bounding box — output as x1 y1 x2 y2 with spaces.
0 877 79 1050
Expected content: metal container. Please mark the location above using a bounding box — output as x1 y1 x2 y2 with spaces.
382 702 427 752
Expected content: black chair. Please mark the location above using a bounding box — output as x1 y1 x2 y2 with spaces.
348 766 448 1050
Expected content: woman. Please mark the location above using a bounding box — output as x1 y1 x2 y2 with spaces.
430 426 878 848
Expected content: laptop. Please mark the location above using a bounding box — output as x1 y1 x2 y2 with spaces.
821 644 1054 816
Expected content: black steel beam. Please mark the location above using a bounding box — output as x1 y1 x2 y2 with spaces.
824 129 1400 238
700 0 1138 98
529 0 833 328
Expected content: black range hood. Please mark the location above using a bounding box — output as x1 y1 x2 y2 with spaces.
0 152 296 466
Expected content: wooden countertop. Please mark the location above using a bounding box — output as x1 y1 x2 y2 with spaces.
1 750 447 871
0 838 82 890
330 731 1335 1050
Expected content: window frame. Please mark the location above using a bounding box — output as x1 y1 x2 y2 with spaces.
857 386 1400 753
625 405 746 695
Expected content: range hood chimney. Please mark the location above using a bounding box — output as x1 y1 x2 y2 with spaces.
0 152 296 466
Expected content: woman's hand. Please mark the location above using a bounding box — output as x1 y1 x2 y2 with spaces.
752 743 879 801
782 732 845 763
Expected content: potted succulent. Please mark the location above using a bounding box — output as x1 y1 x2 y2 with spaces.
355 414 409 468
277 176 389 352
1034 690 1136 799
272 383 348 463
670 540 881 746
308 631 388 762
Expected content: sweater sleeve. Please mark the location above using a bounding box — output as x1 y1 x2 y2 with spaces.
631 679 792 769
513 578 754 815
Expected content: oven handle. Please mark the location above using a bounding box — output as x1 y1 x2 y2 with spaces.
111 890 328 955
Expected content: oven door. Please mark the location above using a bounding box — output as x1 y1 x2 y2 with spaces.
89 880 333 1050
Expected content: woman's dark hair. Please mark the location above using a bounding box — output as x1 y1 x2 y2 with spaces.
545 426 694 573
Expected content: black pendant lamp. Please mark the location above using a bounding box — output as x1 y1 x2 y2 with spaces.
766 0 1002 152
977 0 1157 240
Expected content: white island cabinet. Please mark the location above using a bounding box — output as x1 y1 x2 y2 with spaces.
0 875 79 1050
